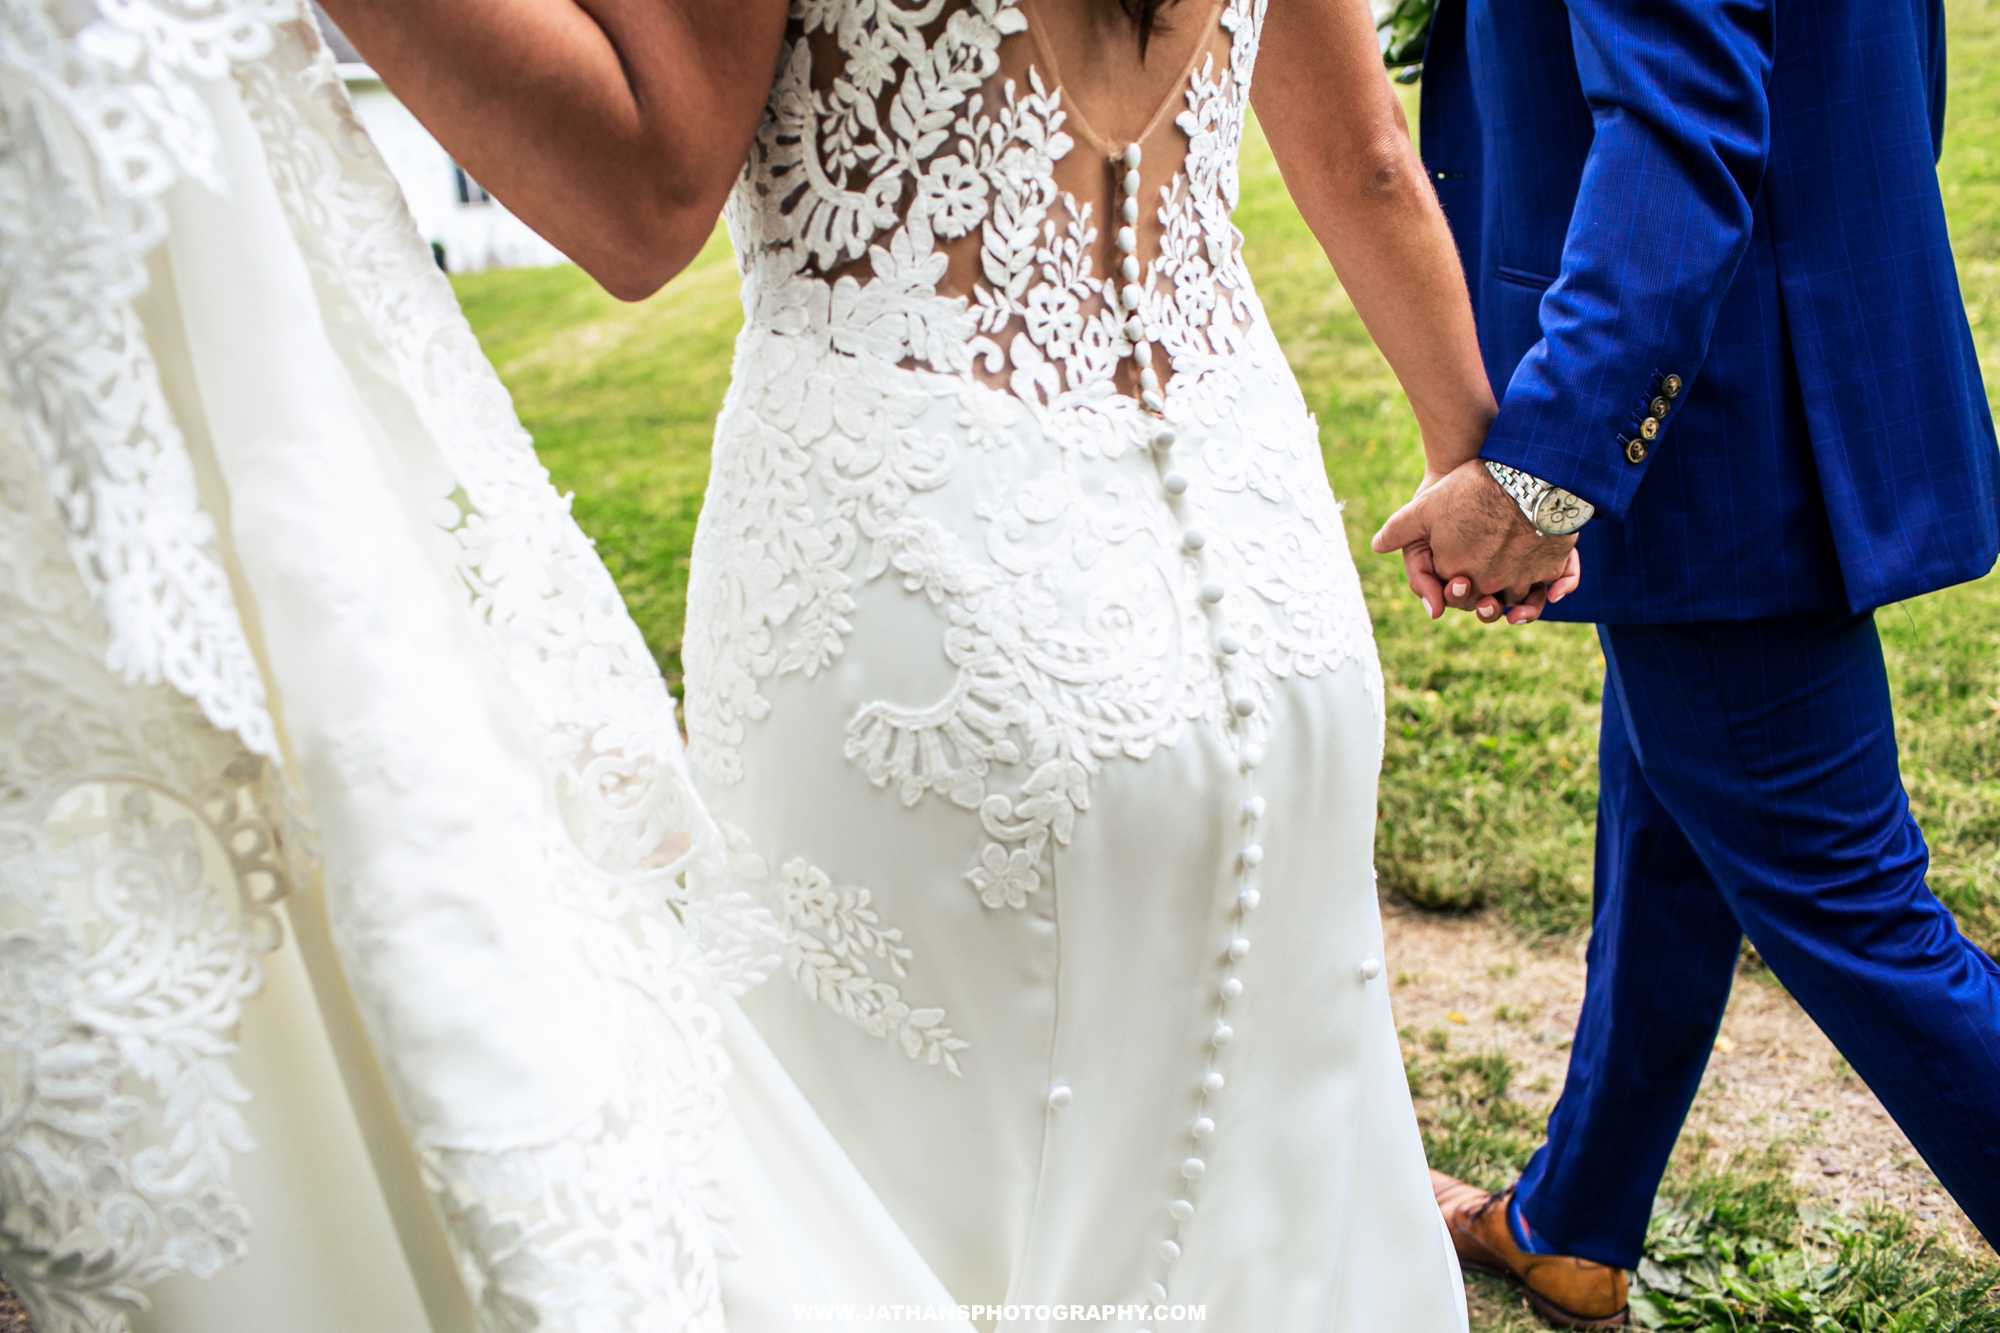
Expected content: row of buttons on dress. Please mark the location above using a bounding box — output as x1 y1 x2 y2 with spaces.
1148 419 1262 1318
1044 145 1385 1317
1117 142 1167 416
1140 421 1385 1320
1035 425 1392 1315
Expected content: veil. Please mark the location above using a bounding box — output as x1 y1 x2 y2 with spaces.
0 3 963 1328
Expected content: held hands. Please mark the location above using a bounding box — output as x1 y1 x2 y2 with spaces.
1370 458 1582 626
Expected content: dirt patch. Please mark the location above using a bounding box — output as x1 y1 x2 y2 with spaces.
1381 896 1986 1255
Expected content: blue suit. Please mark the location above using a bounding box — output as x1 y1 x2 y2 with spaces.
1421 0 2000 1264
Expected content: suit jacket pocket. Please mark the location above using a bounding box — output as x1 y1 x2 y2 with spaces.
1495 265 1557 291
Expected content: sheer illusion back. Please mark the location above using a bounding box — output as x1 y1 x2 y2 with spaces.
728 0 1260 421
688 0 1374 950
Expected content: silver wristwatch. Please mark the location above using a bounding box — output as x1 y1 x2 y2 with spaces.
1484 460 1595 537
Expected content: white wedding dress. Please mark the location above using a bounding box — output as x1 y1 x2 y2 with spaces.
0 1 1466 1330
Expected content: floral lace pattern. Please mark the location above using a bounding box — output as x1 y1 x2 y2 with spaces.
687 0 1378 930
8 2 798 1328
0 393 291 1333
0 7 297 1329
769 842 970 1075
230 17 773 1329
0 0 282 761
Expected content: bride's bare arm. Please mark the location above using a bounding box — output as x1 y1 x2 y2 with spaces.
1251 0 1493 477
320 0 790 300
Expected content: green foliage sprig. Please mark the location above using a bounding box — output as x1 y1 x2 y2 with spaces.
1634 1169 2000 1331
1376 0 1437 75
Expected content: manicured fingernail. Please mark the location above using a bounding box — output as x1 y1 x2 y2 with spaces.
1422 597 1436 618
1450 580 1468 597
1478 604 1496 620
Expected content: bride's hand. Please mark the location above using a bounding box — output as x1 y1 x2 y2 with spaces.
1384 470 1584 626
1393 471 1452 619
1374 457 1580 625
1464 546 1582 626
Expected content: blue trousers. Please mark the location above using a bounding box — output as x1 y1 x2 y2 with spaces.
1514 611 2000 1267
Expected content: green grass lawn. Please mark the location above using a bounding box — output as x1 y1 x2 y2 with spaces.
455 1 2000 1322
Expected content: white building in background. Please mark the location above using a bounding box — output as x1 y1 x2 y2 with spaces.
314 4 566 274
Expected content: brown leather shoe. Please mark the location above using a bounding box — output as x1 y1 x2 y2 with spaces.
1430 1169 1629 1329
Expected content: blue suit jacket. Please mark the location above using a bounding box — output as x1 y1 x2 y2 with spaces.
1421 0 2000 622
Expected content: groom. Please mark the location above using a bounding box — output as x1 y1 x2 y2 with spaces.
1374 0 2000 1326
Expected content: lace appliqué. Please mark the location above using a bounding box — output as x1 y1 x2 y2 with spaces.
0 0 283 762
773 848 969 1076
422 912 737 1333
226 17 789 1328
689 0 1378 925
0 399 293 1333
234 15 787 993
9 1 792 1325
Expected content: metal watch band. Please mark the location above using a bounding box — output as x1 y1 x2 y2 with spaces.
1484 459 1545 523
1483 460 1595 537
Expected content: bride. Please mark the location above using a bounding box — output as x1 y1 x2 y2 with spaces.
0 0 1569 1328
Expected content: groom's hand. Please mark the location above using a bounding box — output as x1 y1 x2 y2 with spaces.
1371 459 1581 626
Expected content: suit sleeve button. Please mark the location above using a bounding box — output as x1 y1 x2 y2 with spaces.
1625 437 1650 464
1639 416 1661 441
1650 397 1670 418
1662 374 1683 398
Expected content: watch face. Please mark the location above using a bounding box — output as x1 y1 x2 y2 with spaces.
1533 489 1592 536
